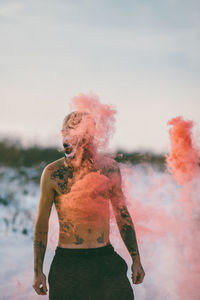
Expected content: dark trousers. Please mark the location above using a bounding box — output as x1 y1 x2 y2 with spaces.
48 243 134 300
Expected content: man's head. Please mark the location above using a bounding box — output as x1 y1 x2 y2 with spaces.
61 111 96 158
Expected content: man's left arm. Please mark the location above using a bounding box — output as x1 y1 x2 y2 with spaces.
108 165 145 284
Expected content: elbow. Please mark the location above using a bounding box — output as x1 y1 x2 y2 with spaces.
115 216 124 229
34 215 49 231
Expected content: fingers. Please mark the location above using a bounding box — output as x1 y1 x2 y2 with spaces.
32 276 48 295
131 268 145 285
131 273 143 284
41 276 48 294
39 285 48 295
131 273 138 284
33 284 48 295
131 270 137 284
136 272 145 284
32 283 43 295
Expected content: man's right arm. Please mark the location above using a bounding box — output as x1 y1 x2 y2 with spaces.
32 165 54 295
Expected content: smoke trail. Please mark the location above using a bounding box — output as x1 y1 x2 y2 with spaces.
111 115 200 300
166 116 200 184
165 116 200 300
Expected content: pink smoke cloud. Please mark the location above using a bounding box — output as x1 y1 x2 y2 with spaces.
166 116 200 185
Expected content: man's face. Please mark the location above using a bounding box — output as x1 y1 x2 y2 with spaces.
61 112 96 158
62 134 78 156
61 124 81 158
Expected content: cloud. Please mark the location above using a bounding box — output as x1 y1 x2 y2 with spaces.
0 1 24 17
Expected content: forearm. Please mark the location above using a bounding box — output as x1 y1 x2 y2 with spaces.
116 206 140 260
33 222 48 276
119 221 140 260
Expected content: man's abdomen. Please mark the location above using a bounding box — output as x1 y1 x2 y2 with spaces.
58 217 111 249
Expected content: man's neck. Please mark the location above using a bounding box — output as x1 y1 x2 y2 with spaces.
64 144 96 170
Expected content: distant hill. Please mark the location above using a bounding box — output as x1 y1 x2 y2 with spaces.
115 149 166 171
0 138 63 168
0 138 166 171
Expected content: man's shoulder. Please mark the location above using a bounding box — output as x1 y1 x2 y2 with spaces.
42 158 65 176
96 153 119 174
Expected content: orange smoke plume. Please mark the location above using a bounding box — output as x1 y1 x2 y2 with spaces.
166 116 200 185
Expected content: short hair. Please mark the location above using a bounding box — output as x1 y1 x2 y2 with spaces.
62 111 96 130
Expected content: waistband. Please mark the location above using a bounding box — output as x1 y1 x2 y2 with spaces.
55 243 114 256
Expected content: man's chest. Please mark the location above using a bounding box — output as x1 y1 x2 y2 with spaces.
50 164 109 196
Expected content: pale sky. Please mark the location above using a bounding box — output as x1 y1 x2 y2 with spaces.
1 0 200 154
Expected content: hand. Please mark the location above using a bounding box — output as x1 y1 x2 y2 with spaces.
32 272 48 295
131 257 145 285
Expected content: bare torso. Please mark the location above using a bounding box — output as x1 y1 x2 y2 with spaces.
48 155 112 248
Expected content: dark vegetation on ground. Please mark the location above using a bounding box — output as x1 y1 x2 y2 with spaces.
0 138 63 168
0 138 166 171
115 150 166 171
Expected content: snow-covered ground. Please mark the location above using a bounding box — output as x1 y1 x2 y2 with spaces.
0 164 199 300
0 166 41 237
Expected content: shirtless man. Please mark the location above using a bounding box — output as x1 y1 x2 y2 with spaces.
33 111 145 299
